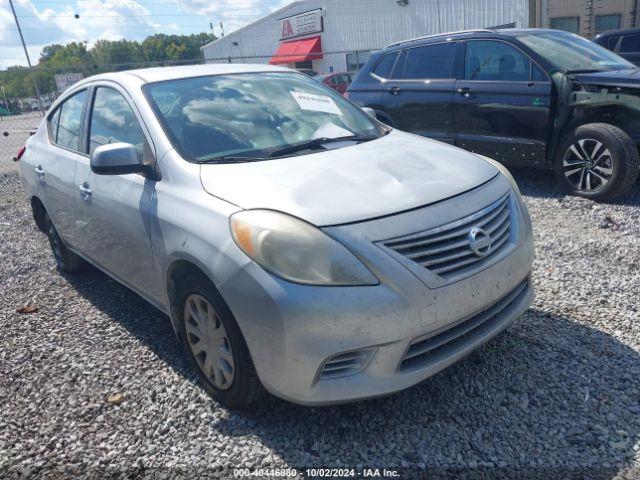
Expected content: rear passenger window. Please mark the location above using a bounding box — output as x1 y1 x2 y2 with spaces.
391 50 407 79
89 87 146 160
47 107 61 143
403 43 456 79
372 52 398 78
56 90 87 151
465 41 530 82
620 34 640 53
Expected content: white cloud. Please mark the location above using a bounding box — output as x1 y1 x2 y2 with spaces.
176 0 290 37
0 0 161 68
0 0 292 69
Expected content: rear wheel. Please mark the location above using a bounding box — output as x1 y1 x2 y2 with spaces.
554 123 639 202
177 274 264 408
45 215 84 272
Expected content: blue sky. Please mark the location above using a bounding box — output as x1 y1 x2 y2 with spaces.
0 0 288 68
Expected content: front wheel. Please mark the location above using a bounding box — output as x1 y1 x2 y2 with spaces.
177 274 264 408
554 123 639 202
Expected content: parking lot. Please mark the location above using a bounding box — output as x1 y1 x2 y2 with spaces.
1 156 639 477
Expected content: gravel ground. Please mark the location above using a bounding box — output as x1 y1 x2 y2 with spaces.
1 166 639 479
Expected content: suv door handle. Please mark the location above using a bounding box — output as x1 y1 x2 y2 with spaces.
388 86 401 95
457 87 472 98
78 183 92 198
35 165 45 180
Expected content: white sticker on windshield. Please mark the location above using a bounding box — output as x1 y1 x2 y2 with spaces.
290 91 343 115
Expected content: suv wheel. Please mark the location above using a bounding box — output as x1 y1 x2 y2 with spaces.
555 123 639 201
177 274 263 408
46 215 84 272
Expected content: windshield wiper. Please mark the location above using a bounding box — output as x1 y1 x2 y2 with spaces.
194 155 268 164
565 69 606 74
267 135 377 158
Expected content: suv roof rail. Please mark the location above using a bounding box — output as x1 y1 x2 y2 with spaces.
385 29 496 49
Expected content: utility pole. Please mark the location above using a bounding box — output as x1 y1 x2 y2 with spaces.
8 0 43 114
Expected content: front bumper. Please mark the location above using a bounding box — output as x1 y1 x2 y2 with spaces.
218 175 534 405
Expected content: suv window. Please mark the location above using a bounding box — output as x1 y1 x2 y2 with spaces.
465 40 530 82
608 36 620 50
55 90 87 151
620 34 640 53
403 43 456 79
89 87 146 159
372 52 398 78
532 62 548 82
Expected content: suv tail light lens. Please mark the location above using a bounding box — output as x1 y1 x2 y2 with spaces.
14 146 26 162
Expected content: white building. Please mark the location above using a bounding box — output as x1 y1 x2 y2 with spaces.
202 0 531 74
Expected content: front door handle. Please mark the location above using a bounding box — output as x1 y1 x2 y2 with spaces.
457 87 472 98
388 86 401 95
78 183 92 199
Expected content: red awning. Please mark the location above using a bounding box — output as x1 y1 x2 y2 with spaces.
269 36 322 65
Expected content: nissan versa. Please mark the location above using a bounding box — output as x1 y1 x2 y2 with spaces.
17 64 534 408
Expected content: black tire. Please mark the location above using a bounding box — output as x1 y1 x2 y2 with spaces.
176 273 264 409
45 214 84 273
554 123 640 202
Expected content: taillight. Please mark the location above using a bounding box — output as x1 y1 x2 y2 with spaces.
14 146 26 162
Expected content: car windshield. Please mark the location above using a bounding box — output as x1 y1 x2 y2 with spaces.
518 31 634 72
145 72 384 162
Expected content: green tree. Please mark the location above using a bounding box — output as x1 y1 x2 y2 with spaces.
0 31 216 100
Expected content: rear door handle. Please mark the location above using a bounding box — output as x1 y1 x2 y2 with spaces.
35 165 44 179
78 183 92 199
457 87 472 98
388 86 401 95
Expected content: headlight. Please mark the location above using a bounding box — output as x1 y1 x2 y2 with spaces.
230 210 379 286
476 154 523 203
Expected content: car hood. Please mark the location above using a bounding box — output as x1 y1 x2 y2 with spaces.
200 130 498 226
570 68 640 88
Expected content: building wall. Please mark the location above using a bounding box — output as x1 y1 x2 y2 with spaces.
534 0 640 37
202 0 530 74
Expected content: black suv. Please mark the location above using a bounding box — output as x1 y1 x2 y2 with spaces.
594 28 640 66
348 28 640 201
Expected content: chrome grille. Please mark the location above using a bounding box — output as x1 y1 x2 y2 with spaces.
400 280 529 371
318 349 375 380
382 193 513 280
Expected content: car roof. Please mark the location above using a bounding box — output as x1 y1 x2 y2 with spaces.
384 28 564 50
595 27 640 38
74 63 292 87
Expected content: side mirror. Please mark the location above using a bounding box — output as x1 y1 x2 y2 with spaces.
361 106 376 119
91 142 143 175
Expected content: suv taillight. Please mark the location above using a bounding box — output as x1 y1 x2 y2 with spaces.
14 146 26 162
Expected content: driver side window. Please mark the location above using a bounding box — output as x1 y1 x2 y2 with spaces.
89 87 146 160
465 41 531 82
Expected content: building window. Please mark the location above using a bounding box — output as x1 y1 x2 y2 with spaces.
346 51 372 73
595 14 621 34
550 17 580 34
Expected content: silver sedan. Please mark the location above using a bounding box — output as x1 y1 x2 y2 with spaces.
17 64 534 407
